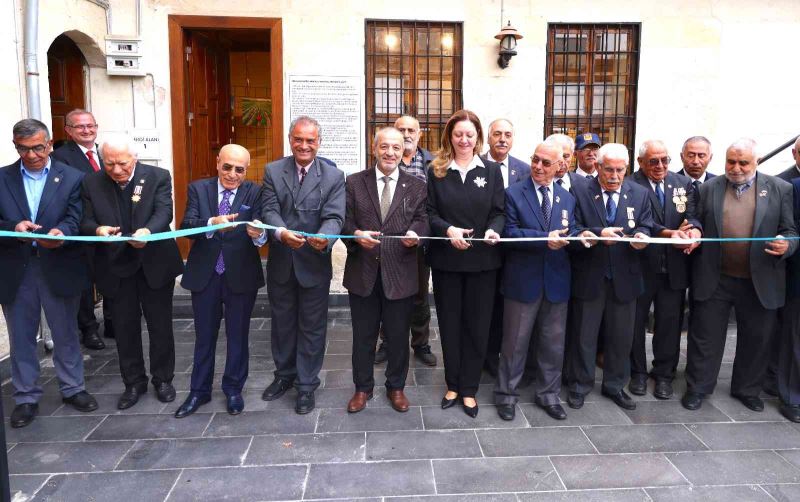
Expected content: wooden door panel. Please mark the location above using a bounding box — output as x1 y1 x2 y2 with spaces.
47 35 86 143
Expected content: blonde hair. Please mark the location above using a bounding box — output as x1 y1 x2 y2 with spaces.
431 109 484 178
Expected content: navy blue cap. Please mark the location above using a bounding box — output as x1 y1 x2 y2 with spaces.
575 132 601 150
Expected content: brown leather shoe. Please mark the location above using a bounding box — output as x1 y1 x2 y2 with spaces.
387 389 410 412
347 390 373 413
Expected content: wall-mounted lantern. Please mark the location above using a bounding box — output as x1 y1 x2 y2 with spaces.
495 21 523 69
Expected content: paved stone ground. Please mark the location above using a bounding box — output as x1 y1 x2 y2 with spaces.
4 310 800 501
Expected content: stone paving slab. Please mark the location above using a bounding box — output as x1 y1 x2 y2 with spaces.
5 314 800 501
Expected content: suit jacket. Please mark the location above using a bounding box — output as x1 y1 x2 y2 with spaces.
502 177 575 304
261 155 345 288
342 168 429 300
480 153 527 187
778 164 800 182
787 178 800 299
677 168 716 182
631 170 702 290
692 173 798 309
180 178 266 294
51 141 102 175
571 177 654 303
426 159 505 272
0 160 89 303
80 162 184 297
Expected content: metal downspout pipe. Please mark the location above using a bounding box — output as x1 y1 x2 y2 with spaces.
23 0 40 119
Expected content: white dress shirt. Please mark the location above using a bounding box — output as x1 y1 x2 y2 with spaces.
555 173 571 192
576 166 598 179
448 155 485 183
487 152 510 188
375 166 399 203
77 143 98 161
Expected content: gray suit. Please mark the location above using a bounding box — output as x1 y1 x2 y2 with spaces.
686 173 798 397
262 156 345 391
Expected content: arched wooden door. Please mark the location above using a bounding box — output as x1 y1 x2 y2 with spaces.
48 34 87 143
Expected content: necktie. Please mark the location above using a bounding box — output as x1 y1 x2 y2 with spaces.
655 181 665 208
118 181 129 190
539 186 551 229
586 174 594 180
605 191 617 225
86 151 101 172
556 178 564 186
215 190 233 275
380 176 392 222
733 182 751 199
299 167 308 186
693 180 701 190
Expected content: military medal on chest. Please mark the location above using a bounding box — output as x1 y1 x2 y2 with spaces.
626 206 635 229
132 184 143 203
561 209 569 228
672 187 687 213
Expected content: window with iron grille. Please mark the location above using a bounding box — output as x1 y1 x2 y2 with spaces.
365 20 463 166
544 23 641 163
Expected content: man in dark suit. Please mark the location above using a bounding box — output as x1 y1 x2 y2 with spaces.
374 115 437 367
51 109 110 350
678 136 716 186
764 137 800 396
480 118 527 376
566 143 654 411
629 140 702 400
261 116 346 414
778 177 800 422
494 141 575 421
342 127 429 413
81 133 183 410
682 138 798 412
0 119 98 428
175 144 267 418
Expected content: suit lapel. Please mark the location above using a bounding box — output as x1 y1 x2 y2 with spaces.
206 178 220 217
634 172 664 224
383 170 408 223
521 179 546 230
613 184 631 228
752 174 767 236
230 183 246 213
35 163 63 221
363 168 381 222
712 177 725 235
551 186 569 231
5 162 32 219
101 173 122 227
590 179 607 224
130 164 148 225
280 159 298 201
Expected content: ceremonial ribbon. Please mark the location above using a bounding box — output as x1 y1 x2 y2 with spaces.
0 221 797 245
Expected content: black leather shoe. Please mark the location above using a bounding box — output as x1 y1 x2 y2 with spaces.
413 345 437 367
567 392 584 409
175 394 210 418
732 393 764 412
681 391 704 410
496 404 515 421
154 382 176 403
374 342 388 364
628 374 647 396
462 401 479 418
441 394 459 409
62 391 98 412
262 378 293 401
82 331 106 350
103 320 115 339
653 380 674 400
118 383 148 410
603 389 636 410
296 391 315 414
10 403 38 428
541 403 567 420
227 394 245 415
780 403 800 423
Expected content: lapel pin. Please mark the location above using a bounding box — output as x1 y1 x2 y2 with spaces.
555 195 560 204
54 177 60 183
759 190 767 197
668 184 672 189
511 170 516 176
623 194 628 199
402 183 406 188
594 194 600 200
139 179 145 183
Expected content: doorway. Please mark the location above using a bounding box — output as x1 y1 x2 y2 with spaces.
168 16 283 256
48 34 87 144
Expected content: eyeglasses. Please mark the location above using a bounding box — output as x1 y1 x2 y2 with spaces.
14 144 48 155
220 164 246 174
66 124 98 131
531 156 556 168
647 157 671 167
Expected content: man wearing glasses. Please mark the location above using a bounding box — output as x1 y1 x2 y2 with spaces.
261 116 345 414
52 109 111 351
629 140 702 400
80 133 183 410
0 119 98 427
175 144 267 417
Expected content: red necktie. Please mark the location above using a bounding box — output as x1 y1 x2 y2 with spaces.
86 151 101 172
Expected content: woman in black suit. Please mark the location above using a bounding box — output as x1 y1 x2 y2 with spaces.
427 110 505 417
